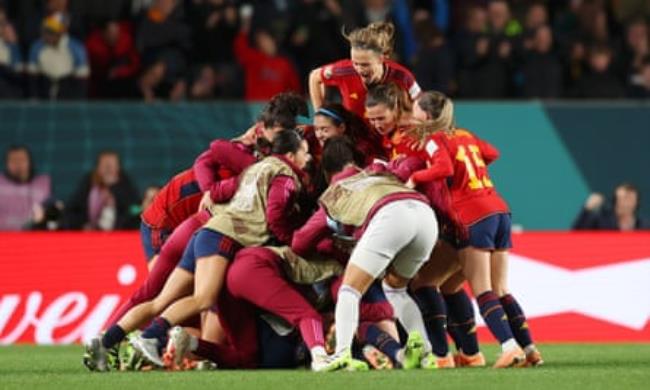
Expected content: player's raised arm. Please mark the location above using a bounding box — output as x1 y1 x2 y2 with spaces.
309 67 325 110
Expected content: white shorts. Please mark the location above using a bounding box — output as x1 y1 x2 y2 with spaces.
348 199 438 279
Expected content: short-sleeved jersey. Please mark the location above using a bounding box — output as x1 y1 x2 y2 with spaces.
437 129 509 225
320 59 421 119
141 169 204 230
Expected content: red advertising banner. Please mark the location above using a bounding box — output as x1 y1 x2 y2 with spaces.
0 232 649 344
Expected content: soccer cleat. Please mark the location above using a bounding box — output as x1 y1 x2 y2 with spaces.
83 337 108 372
435 353 455 368
401 331 425 369
362 345 393 370
313 348 369 372
493 346 526 368
130 335 164 367
420 352 439 370
526 349 544 367
163 326 193 370
454 351 486 367
194 360 218 371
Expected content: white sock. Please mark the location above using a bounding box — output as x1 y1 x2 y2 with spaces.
382 281 432 354
501 338 519 352
335 285 361 354
310 346 327 361
524 344 537 355
189 335 199 352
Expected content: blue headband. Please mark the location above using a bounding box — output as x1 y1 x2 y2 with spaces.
315 108 344 124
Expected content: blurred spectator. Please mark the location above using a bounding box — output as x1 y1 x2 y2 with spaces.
286 0 347 83
0 6 22 98
234 8 301 101
63 150 140 230
187 0 242 99
525 2 548 31
27 12 89 99
20 0 84 55
0 145 51 230
612 0 650 24
136 0 191 101
86 20 140 98
573 183 649 230
342 0 417 63
628 57 650 98
620 19 648 81
570 45 625 98
457 1 518 98
413 21 454 95
522 25 563 98
189 0 238 65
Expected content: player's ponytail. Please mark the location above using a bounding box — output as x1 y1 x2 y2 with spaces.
343 21 395 57
404 91 455 142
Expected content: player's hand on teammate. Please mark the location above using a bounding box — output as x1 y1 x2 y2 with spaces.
198 191 214 212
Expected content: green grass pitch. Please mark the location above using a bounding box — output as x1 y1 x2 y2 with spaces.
1 344 649 390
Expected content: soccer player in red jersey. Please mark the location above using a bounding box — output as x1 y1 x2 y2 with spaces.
131 131 311 367
84 96 306 372
309 22 421 121
409 91 543 368
138 92 307 270
363 86 486 368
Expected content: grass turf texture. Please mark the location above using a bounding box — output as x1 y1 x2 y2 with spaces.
1 344 649 390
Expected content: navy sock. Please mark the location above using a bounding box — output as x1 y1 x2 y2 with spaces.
500 294 533 348
413 287 449 357
141 317 171 346
101 325 126 349
477 291 513 344
444 290 479 355
363 324 402 366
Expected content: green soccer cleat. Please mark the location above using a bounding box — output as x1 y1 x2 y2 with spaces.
312 348 369 372
401 331 425 370
420 352 439 370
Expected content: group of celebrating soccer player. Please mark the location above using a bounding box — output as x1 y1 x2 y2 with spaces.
83 21 543 373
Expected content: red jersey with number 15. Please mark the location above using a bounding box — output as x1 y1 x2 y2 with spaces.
320 59 421 119
439 129 509 225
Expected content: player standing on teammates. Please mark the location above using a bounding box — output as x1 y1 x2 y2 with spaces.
408 91 543 368
309 22 421 121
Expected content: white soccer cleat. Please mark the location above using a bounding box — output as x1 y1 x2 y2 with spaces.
163 326 193 369
82 337 108 372
130 335 164 367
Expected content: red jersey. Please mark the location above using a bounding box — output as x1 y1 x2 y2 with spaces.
320 59 421 119
234 32 301 101
141 169 203 230
414 129 509 226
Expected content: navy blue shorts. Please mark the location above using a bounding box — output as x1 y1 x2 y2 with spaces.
363 281 388 304
177 228 242 273
458 213 512 250
139 222 171 261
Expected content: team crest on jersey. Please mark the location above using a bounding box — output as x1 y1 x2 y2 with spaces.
350 92 358 100
323 66 333 79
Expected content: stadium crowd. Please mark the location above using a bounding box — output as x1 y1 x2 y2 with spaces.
0 0 649 100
